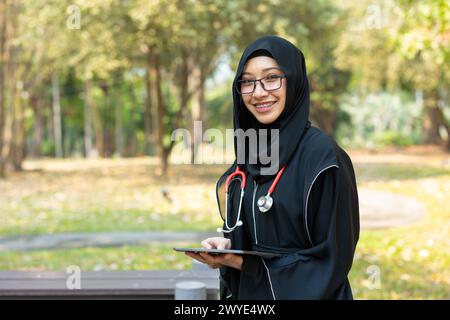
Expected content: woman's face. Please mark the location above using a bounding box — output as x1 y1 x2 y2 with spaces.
240 56 287 125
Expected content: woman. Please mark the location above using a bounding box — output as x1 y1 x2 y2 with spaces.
185 35 360 300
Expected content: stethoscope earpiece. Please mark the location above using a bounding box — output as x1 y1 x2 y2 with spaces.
217 220 242 234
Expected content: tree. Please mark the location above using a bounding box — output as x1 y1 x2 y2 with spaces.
394 0 450 146
335 0 450 148
0 0 20 177
129 0 231 173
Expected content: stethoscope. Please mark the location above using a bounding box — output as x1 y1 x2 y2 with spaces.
217 165 286 233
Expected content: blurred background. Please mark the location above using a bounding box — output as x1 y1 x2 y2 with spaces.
0 0 448 299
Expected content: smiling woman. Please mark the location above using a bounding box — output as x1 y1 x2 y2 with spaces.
184 36 360 300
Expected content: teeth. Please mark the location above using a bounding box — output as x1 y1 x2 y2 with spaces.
255 102 274 108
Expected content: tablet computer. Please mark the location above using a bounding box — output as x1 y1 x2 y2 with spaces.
173 247 281 258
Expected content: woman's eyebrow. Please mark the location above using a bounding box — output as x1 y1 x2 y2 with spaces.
242 67 282 76
262 67 282 72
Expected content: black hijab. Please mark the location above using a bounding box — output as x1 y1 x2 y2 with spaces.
232 36 311 183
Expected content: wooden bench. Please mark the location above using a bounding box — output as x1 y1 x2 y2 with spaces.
0 270 220 299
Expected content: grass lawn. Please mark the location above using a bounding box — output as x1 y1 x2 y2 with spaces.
0 159 223 236
349 175 449 299
0 151 449 299
0 243 194 271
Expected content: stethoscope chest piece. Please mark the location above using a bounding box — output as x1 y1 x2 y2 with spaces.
257 195 273 213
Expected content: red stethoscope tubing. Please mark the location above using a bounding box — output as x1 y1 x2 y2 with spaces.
225 167 246 191
267 165 286 196
219 165 286 233
226 165 286 193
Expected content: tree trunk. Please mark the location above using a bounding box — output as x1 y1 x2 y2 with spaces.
0 73 13 177
52 73 63 158
94 82 104 157
151 52 170 174
30 94 42 157
101 85 113 157
144 50 156 155
113 76 124 157
12 83 24 170
84 79 103 157
83 82 94 157
190 64 204 164
176 50 193 163
310 105 337 138
0 0 7 155
422 91 443 145
152 55 179 175
128 82 138 156
446 123 450 151
0 0 18 177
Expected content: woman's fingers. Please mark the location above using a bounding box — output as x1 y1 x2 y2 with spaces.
185 251 241 270
199 252 217 264
219 238 231 249
185 252 207 264
199 253 236 268
201 237 231 250
186 238 235 269
198 252 227 268
185 252 223 268
201 239 213 249
185 251 221 269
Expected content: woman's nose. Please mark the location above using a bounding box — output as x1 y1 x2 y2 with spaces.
253 81 269 98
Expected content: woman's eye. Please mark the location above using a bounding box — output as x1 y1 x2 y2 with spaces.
265 75 280 82
241 80 254 86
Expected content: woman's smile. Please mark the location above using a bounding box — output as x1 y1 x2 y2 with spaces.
254 100 277 113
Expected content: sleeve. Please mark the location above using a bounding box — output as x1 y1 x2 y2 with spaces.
308 170 336 244
231 166 359 300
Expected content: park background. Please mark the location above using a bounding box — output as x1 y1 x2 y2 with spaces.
0 0 449 299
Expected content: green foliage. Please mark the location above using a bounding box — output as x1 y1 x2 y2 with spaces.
337 91 422 148
374 131 414 147
6 0 447 163
205 81 233 130
41 139 55 157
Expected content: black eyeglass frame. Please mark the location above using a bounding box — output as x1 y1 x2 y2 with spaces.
235 74 287 95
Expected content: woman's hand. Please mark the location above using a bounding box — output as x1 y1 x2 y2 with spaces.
201 237 231 250
184 237 243 270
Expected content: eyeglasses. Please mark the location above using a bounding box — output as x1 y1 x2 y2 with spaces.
235 74 286 95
